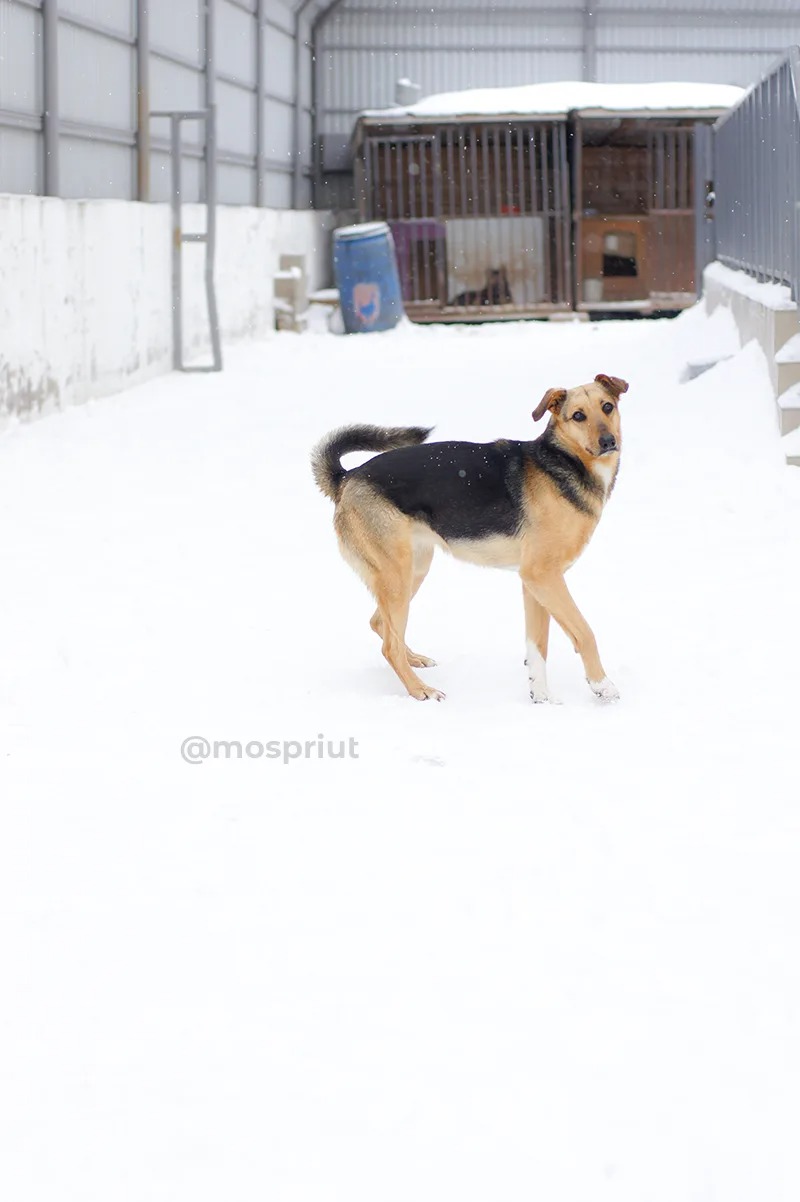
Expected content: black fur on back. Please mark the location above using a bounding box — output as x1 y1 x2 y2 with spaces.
346 425 605 540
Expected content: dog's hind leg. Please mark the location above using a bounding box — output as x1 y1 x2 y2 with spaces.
369 542 435 668
522 584 555 703
522 571 619 702
372 539 444 702
336 490 443 700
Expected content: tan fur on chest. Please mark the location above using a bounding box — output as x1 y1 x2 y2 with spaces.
521 469 601 574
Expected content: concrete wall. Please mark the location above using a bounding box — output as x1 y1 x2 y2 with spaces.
703 260 800 466
0 194 334 423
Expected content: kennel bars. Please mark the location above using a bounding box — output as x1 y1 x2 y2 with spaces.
357 119 573 320
354 96 730 321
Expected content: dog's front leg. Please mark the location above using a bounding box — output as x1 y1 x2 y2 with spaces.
521 583 556 703
521 571 619 702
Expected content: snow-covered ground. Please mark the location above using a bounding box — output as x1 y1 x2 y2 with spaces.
2 305 800 1202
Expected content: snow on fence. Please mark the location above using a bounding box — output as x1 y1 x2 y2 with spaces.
714 47 800 304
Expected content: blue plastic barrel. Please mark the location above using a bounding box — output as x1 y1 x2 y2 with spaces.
332 222 405 334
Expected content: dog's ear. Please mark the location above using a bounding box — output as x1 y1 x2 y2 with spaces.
532 388 567 422
595 373 629 398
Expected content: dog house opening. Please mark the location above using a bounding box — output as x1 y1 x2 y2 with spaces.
602 233 638 278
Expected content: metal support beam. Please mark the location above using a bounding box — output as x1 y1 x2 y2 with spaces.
204 0 217 201
309 0 349 210
42 0 60 195
204 0 222 369
136 0 150 200
582 2 597 83
693 122 715 291
292 0 315 209
169 114 183 370
256 0 266 205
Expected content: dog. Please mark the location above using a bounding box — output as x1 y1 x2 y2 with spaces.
451 267 513 308
311 374 627 703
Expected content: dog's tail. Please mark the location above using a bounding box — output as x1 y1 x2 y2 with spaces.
311 424 433 502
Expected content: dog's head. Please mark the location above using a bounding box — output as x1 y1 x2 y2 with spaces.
532 374 628 460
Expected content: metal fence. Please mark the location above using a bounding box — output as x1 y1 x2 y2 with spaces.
713 46 800 302
0 0 307 207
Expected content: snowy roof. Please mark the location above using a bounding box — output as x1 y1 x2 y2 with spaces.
358 81 746 124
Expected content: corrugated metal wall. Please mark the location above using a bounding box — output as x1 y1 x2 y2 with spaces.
315 0 800 206
0 0 45 195
318 0 585 139
0 0 310 207
1 1 797 209
595 0 800 85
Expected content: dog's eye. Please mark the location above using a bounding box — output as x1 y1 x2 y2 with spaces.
572 411 586 423
602 402 614 415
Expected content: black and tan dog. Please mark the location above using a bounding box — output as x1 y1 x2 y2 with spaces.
312 374 627 703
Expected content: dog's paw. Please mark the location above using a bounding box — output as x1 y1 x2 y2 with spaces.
411 685 446 702
588 676 620 703
530 688 562 705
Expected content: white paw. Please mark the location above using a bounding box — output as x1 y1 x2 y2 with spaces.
526 641 560 705
588 676 620 703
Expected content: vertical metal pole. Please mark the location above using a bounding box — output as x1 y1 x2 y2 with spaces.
541 124 553 303
205 108 222 371
170 116 183 371
294 0 347 210
573 116 583 309
42 0 60 196
256 0 266 206
204 0 222 370
292 1 313 208
204 0 216 202
310 13 325 210
582 2 597 83
136 0 151 201
433 132 445 309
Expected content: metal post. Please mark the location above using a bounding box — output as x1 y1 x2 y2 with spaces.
169 115 183 371
204 0 216 203
292 0 315 209
293 0 347 209
582 2 597 83
42 0 60 196
256 0 266 206
309 0 348 210
693 123 714 296
203 0 222 370
136 0 151 201
310 10 322 210
205 106 222 371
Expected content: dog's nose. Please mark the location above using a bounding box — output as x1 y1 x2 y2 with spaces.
598 433 617 453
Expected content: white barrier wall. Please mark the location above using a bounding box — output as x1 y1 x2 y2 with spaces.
0 195 334 423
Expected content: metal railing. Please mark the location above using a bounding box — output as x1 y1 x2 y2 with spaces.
713 46 800 302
